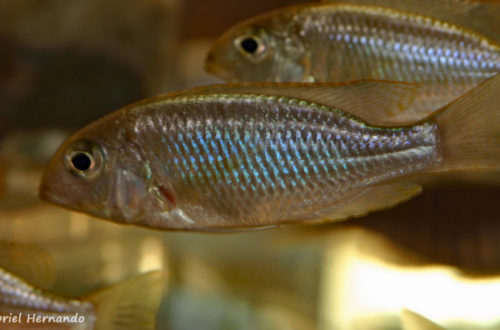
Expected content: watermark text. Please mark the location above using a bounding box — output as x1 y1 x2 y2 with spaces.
0 312 86 324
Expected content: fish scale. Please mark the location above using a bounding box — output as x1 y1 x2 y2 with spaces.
297 5 498 99
0 268 93 316
131 95 440 226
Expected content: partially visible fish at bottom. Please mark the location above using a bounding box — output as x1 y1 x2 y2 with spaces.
0 267 167 329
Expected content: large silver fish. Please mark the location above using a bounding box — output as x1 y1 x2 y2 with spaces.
205 0 500 119
39 75 500 231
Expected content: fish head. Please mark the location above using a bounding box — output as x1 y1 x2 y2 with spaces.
205 13 307 82
39 130 112 215
39 112 174 224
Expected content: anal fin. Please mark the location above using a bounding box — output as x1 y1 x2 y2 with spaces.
311 182 422 223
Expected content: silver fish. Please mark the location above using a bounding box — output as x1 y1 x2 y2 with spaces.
0 267 167 329
205 1 500 119
39 76 500 231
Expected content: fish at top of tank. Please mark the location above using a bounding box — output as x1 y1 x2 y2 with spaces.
205 0 500 118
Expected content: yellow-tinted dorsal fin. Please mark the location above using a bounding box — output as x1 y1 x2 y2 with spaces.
309 182 422 223
167 80 419 126
401 308 445 330
322 0 500 43
0 241 55 289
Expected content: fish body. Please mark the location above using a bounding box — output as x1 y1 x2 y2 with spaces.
0 267 167 329
120 93 437 228
39 76 500 231
206 2 500 117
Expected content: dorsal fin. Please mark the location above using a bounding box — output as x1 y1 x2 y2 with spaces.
167 80 420 126
401 308 445 330
322 0 500 43
0 241 55 289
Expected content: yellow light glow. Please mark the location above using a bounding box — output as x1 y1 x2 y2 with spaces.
69 212 89 239
101 240 125 283
138 238 165 273
320 229 500 330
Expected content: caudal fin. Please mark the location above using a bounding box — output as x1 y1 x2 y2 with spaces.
434 73 500 171
85 271 168 330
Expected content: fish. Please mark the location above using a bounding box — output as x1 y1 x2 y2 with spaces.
0 257 167 330
205 0 500 119
39 74 500 231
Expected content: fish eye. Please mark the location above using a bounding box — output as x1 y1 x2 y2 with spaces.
71 152 92 171
65 140 104 179
235 34 266 59
240 37 258 54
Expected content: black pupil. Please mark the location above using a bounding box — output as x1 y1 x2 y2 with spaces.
71 153 92 171
241 37 258 54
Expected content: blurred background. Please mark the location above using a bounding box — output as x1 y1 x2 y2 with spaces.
1 0 499 329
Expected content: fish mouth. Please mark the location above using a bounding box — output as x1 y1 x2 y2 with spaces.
204 57 235 82
204 53 216 74
39 183 110 220
38 184 66 207
38 179 74 211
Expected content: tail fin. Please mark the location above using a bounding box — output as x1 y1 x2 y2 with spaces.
434 73 500 171
85 271 168 330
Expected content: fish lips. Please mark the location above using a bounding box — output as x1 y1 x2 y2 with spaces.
204 53 238 82
38 154 69 207
38 173 90 215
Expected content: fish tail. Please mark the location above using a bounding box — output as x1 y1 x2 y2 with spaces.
434 73 500 171
85 270 168 330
